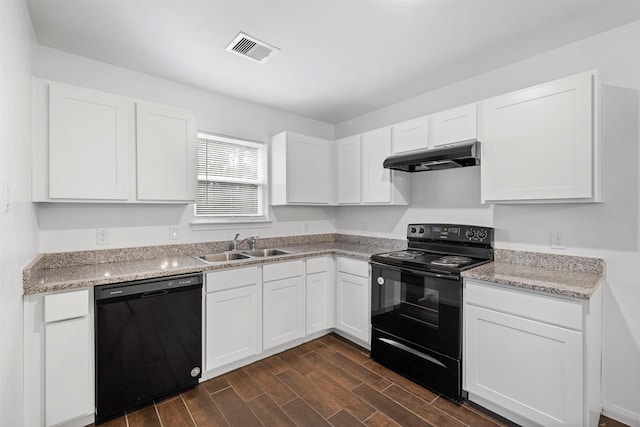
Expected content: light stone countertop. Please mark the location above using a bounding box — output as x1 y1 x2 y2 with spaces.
24 235 605 299
23 238 402 295
461 249 604 299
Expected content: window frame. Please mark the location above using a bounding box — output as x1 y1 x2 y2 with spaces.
192 131 269 225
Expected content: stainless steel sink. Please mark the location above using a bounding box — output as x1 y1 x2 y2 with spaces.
240 249 292 257
197 252 251 263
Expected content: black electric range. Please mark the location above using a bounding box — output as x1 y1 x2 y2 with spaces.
370 223 494 401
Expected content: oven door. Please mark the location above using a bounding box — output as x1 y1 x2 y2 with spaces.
370 261 462 359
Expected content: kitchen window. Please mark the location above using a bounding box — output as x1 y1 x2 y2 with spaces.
194 132 267 222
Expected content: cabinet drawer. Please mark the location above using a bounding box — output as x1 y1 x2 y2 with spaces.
44 290 89 323
306 257 329 274
263 260 304 282
465 280 583 331
206 267 258 293
337 257 369 278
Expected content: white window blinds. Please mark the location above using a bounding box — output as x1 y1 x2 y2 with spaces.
195 132 266 217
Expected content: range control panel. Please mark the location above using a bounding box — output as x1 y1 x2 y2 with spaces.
407 223 493 244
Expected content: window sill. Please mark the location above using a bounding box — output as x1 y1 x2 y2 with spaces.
190 218 272 231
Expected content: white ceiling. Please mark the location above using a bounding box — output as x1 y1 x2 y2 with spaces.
26 0 640 124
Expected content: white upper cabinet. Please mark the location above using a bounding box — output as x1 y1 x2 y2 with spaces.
334 127 410 206
136 102 197 201
336 135 362 204
429 103 477 147
48 84 129 200
33 79 197 203
391 116 429 153
271 131 335 205
362 127 391 203
362 127 409 204
480 71 600 203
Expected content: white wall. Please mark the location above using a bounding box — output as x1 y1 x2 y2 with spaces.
335 21 640 424
0 1 38 425
33 46 336 252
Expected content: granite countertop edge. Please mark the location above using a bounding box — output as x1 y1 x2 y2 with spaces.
25 242 606 300
23 243 380 295
461 259 604 300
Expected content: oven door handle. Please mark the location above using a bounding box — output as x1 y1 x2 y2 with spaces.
370 261 460 281
378 337 447 368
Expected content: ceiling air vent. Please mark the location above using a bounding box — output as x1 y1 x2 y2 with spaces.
225 32 279 64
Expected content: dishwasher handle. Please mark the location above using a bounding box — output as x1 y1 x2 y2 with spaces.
141 289 170 298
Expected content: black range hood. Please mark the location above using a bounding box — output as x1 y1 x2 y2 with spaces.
383 140 480 172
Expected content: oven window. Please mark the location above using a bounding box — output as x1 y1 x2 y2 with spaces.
402 285 439 328
378 271 440 329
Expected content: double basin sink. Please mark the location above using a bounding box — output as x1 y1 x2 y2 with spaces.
196 248 292 264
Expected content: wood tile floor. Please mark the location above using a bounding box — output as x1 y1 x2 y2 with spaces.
94 333 628 427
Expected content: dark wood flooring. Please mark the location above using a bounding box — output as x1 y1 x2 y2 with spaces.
94 333 628 427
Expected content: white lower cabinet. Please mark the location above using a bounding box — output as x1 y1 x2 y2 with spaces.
335 257 370 344
205 267 260 371
263 260 305 350
305 257 335 335
24 289 94 427
464 279 602 427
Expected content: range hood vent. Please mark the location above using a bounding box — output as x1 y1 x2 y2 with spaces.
225 32 280 64
383 140 480 172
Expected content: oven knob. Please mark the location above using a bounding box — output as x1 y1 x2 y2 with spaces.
466 229 475 239
377 277 384 285
418 227 425 234
410 227 417 234
477 230 487 239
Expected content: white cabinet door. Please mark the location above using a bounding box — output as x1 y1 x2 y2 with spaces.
44 290 92 427
206 285 259 370
336 135 362 204
392 116 429 153
480 72 595 202
271 132 334 205
306 271 329 334
429 103 477 147
263 276 304 350
465 304 583 427
362 127 392 204
336 271 370 343
48 84 129 200
136 102 197 201
45 317 92 427
306 257 334 336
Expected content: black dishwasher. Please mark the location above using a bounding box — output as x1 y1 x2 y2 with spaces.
94 273 202 424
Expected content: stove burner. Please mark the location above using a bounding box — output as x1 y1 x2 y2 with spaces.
387 251 419 260
430 255 473 267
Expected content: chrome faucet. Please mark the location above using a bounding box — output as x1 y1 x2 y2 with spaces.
231 233 259 251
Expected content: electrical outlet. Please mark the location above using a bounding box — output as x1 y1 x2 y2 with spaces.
304 222 310 233
97 228 110 245
170 225 180 240
551 230 566 249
